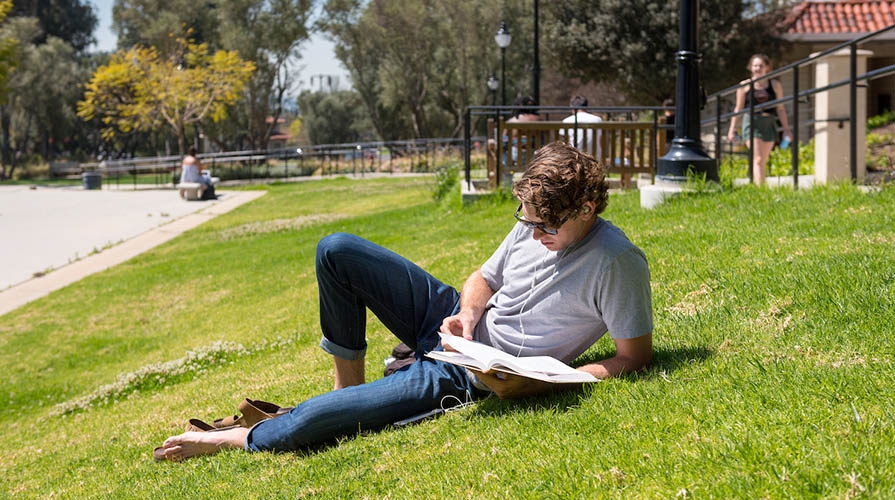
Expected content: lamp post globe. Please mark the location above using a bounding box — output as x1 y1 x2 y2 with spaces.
487 74 499 106
494 21 512 107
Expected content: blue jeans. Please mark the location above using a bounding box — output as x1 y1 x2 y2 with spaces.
246 233 484 452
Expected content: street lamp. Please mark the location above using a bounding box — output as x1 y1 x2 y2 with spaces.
532 0 540 105
656 0 718 183
487 74 499 106
494 21 512 107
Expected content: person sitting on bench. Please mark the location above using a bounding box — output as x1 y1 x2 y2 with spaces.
179 147 215 200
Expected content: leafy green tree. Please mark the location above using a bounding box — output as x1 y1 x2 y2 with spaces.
113 0 314 150
78 38 255 154
2 16 96 178
112 0 219 53
0 0 17 101
0 0 18 178
213 0 313 150
545 0 788 104
427 1 531 136
319 0 411 141
320 0 532 140
297 89 368 145
11 0 97 52
7 36 84 159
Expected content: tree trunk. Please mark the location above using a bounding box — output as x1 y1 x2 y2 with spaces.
1 105 10 178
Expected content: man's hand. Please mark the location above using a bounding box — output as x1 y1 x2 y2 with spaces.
470 369 565 399
440 310 478 341
439 269 495 345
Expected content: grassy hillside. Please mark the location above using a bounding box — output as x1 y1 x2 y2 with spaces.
1 176 893 498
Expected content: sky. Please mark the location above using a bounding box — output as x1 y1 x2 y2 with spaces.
89 0 351 90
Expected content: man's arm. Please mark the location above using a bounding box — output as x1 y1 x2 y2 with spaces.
576 333 652 379
440 269 495 340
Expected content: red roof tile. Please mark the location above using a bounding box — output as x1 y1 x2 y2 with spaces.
783 0 895 34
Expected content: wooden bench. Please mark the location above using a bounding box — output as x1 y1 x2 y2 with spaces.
177 176 220 201
49 161 82 178
486 119 665 189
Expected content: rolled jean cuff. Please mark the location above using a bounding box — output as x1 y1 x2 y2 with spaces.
244 422 260 452
319 336 366 360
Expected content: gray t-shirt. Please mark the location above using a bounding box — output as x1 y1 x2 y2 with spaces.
473 218 652 363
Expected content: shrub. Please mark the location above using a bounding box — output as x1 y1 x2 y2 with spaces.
432 161 459 205
867 110 895 129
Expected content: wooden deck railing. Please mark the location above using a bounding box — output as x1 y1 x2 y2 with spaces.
486 119 665 189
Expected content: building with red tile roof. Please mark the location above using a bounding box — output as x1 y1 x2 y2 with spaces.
777 1 895 116
782 0 895 40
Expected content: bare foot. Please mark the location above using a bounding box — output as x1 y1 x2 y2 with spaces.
154 427 250 461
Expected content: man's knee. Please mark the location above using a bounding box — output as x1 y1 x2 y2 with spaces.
316 232 356 265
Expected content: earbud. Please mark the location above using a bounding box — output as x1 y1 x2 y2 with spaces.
583 207 591 214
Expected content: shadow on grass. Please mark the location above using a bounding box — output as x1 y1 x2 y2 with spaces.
642 345 713 374
470 344 713 418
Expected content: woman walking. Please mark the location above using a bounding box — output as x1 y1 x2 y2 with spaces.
727 54 792 186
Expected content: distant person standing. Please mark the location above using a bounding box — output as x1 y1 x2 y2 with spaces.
727 54 792 186
179 147 215 200
562 95 602 160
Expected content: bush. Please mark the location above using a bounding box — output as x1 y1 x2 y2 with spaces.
432 161 459 206
767 139 814 177
867 110 895 129
719 137 816 185
866 132 894 171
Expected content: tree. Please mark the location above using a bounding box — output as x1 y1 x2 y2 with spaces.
297 89 368 145
1 17 100 176
320 0 531 140
78 38 255 154
0 0 18 178
545 0 789 104
0 0 17 101
6 35 83 160
2 16 95 177
11 0 97 52
112 0 219 54
427 1 531 137
213 0 314 150
319 0 412 141
113 0 314 151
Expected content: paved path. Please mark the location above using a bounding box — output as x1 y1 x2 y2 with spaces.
0 186 265 316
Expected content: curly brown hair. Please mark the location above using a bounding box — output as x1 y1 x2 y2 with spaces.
512 141 609 228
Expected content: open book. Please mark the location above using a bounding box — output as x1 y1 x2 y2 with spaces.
425 333 598 384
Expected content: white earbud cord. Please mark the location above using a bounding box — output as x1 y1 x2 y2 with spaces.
517 245 565 357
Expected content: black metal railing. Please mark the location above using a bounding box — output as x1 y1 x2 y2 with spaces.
73 138 470 189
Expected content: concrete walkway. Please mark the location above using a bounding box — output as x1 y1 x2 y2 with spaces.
0 186 265 316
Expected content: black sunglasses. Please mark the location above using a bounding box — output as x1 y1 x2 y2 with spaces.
513 203 561 235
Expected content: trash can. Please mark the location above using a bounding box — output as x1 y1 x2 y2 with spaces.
82 171 102 190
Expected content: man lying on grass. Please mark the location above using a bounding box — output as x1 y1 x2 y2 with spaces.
154 141 653 461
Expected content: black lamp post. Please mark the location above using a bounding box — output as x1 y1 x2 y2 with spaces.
532 0 540 105
495 21 512 107
487 74 499 106
656 0 718 182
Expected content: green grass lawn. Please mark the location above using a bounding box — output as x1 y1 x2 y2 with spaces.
1 176 893 499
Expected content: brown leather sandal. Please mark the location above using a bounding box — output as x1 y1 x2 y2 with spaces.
187 399 293 431
213 398 291 428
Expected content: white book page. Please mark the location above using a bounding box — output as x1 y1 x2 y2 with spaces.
436 334 598 383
